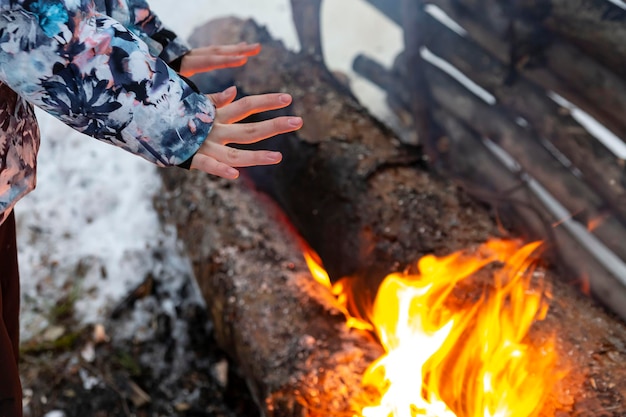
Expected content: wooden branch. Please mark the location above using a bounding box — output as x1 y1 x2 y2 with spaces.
173 16 626 416
516 0 626 78
400 0 439 160
418 12 626 225
290 0 323 60
353 54 411 110
430 0 626 144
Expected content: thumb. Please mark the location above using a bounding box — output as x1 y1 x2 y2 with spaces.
207 86 237 108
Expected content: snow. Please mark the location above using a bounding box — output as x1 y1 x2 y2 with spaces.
16 0 401 340
16 110 191 338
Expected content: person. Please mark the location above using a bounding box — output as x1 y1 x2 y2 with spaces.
0 1 303 415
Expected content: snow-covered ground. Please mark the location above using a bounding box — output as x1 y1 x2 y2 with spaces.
16 0 402 341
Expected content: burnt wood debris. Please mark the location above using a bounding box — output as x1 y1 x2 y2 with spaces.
156 1 626 416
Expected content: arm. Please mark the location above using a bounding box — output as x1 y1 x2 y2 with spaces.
113 0 262 73
118 0 190 66
0 3 213 166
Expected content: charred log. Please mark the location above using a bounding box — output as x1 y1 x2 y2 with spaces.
189 19 500 317
156 170 383 417
156 16 626 416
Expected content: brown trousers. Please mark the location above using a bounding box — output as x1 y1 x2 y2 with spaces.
0 212 22 417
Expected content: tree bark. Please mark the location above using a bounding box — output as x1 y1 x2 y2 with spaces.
164 16 626 417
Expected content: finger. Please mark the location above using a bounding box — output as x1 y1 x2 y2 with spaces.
206 86 237 109
210 116 303 145
201 142 282 167
200 42 261 57
190 153 240 179
180 54 249 75
216 93 294 124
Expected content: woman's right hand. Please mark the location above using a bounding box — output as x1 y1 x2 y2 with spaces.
190 86 303 179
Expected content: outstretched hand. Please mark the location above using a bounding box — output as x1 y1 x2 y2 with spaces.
179 42 262 77
191 86 303 179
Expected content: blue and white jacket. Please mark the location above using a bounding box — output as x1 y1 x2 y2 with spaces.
0 0 216 224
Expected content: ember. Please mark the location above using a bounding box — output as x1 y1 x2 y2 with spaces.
307 240 566 417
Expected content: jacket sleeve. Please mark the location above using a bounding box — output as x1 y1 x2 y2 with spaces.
107 0 191 66
0 3 213 167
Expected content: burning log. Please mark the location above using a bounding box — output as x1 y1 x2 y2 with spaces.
156 170 383 416
188 20 500 317
155 16 626 417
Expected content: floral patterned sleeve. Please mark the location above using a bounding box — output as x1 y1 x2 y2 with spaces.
96 0 191 65
0 1 214 167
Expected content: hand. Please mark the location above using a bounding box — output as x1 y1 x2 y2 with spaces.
191 86 303 179
179 42 262 77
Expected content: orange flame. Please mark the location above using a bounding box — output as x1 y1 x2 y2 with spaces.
304 251 373 331
306 239 565 417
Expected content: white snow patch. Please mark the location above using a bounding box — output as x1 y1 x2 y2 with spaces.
17 110 188 339
321 0 403 118
148 0 300 51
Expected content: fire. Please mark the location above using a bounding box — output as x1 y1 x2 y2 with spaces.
304 250 373 331
306 239 564 417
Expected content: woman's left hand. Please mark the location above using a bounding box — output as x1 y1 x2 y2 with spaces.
179 42 262 77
